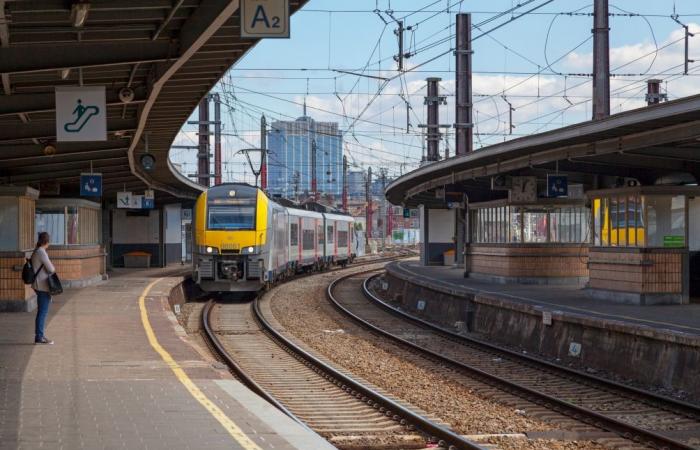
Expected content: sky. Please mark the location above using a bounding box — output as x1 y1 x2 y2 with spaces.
170 0 700 185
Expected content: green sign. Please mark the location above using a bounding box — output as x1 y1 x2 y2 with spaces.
392 230 404 241
663 235 685 247
403 207 411 218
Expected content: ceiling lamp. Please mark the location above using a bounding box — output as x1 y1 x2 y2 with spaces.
70 1 90 28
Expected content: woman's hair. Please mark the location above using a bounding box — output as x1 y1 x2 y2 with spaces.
36 232 50 248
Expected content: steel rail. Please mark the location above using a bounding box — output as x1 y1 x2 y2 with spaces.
324 270 697 450
364 272 700 418
255 279 487 450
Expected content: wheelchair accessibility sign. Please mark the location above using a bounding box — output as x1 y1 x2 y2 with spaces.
56 86 107 142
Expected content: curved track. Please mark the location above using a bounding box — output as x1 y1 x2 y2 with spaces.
202 261 488 450
325 269 700 450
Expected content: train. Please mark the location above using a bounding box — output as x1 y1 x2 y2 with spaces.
193 183 356 293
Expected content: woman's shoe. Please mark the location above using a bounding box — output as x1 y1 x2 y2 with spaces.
34 337 54 345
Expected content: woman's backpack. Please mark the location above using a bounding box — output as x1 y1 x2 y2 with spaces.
21 253 43 285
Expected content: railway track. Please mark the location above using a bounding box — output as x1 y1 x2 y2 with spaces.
325 269 700 450
202 260 488 450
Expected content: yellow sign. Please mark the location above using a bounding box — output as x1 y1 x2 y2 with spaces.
241 0 290 38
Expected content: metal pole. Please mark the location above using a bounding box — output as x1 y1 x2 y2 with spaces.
380 169 387 251
197 96 210 187
366 167 372 248
592 0 610 120
455 13 473 155
213 93 221 186
311 138 318 201
425 77 442 161
342 155 348 213
260 114 267 190
396 20 404 71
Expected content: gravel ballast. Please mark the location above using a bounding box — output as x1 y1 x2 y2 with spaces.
267 265 608 450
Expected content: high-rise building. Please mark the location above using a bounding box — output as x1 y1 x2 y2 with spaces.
266 115 343 199
347 170 365 199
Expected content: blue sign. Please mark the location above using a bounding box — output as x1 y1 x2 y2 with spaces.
80 173 102 197
547 175 568 198
142 198 154 209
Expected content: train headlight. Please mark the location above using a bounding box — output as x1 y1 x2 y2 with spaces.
206 246 214 254
247 246 254 254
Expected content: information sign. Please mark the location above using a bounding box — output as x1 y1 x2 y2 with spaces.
117 191 132 209
663 235 685 247
55 86 107 142
547 174 568 197
241 0 290 38
80 173 102 197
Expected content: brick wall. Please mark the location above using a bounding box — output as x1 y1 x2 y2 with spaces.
0 253 33 301
465 244 589 279
47 245 105 282
589 248 683 294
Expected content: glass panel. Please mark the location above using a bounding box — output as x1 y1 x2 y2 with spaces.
510 207 521 242
66 206 78 245
628 196 636 246
549 209 559 243
645 195 686 247
208 206 255 230
524 210 548 243
593 199 601 246
36 208 66 246
618 197 627 246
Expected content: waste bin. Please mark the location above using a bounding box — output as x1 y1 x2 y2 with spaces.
443 249 455 266
123 251 151 268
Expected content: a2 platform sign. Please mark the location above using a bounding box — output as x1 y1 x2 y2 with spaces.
241 0 290 38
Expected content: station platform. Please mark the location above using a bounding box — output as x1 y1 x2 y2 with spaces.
384 260 700 399
0 266 334 450
388 260 700 336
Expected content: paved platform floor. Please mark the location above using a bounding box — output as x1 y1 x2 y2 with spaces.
0 267 334 450
390 261 700 336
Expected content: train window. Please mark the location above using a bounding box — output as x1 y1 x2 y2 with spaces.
338 231 348 247
290 223 298 246
318 225 324 244
327 225 334 244
208 206 255 230
302 229 315 250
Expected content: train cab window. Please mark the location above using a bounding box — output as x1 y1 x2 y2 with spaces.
302 229 315 250
290 223 299 246
327 225 334 244
208 206 255 230
318 225 324 245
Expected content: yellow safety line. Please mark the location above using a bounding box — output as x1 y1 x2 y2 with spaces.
138 278 263 450
398 261 700 333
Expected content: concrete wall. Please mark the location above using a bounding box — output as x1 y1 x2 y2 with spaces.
111 209 162 267
164 204 182 265
420 207 456 265
384 267 700 398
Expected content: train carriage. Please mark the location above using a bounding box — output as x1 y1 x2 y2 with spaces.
193 183 354 293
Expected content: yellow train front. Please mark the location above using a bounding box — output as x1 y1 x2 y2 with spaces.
193 183 270 293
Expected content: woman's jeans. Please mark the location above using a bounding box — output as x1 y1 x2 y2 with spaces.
34 291 51 341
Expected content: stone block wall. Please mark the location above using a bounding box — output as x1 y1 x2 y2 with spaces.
47 245 105 287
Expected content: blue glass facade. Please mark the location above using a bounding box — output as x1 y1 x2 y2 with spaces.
266 116 343 199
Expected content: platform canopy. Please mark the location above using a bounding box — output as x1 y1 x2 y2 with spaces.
386 94 700 208
0 0 307 199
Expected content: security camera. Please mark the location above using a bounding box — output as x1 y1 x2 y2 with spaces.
118 87 135 104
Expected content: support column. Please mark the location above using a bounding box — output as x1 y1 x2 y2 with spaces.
342 155 348 213
424 78 444 162
592 0 610 120
197 96 210 187
455 13 473 156
0 186 39 312
260 114 267 190
213 93 221 186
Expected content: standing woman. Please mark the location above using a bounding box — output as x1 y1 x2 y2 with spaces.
31 232 55 345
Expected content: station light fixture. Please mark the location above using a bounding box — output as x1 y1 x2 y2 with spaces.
70 1 90 28
140 153 156 172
